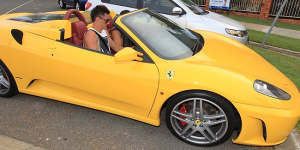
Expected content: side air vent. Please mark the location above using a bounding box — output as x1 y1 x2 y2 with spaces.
262 120 267 142
11 29 23 45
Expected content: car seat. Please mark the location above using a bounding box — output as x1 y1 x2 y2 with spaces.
64 9 88 46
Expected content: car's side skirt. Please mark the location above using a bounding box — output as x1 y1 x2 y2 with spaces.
18 79 160 126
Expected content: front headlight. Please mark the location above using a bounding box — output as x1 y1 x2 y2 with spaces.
254 80 291 100
225 28 247 37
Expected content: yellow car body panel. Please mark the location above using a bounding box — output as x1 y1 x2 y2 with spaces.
0 9 299 146
114 13 300 146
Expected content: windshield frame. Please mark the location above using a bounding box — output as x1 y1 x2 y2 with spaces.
179 0 208 15
120 9 204 60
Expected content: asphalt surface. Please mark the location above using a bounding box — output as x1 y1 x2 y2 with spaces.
0 0 268 149
0 0 60 14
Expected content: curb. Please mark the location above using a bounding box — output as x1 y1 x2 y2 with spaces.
274 130 300 150
291 130 300 150
0 135 46 150
249 41 300 58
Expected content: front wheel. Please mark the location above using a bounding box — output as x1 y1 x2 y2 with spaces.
165 92 236 146
0 61 18 97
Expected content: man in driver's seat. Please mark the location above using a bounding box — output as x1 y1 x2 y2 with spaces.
83 5 122 54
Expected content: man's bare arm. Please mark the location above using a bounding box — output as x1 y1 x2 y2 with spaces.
111 30 123 52
84 31 99 51
105 30 123 52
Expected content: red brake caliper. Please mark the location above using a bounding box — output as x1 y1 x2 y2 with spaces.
179 104 187 126
5 74 8 81
3 72 8 81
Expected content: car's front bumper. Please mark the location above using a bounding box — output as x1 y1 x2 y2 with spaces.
227 34 249 45
232 101 300 146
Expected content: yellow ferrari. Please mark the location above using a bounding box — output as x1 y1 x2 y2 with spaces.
0 9 299 147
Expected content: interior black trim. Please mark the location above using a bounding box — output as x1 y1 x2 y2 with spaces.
58 40 113 56
58 39 155 64
59 28 65 41
137 0 143 9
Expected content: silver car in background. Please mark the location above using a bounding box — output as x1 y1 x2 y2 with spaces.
85 0 249 44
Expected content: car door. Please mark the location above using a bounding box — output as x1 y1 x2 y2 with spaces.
100 0 140 14
142 0 187 27
49 40 159 118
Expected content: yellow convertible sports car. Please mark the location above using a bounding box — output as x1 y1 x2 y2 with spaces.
0 9 299 147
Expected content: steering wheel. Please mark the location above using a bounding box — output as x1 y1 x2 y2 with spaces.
64 9 87 26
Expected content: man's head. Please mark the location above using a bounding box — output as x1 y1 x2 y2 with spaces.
90 5 111 29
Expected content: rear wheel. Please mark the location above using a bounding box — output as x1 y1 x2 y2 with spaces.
0 61 18 97
58 0 66 9
165 92 235 146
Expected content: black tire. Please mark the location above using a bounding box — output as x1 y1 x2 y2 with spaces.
58 0 66 9
165 92 236 146
0 61 18 97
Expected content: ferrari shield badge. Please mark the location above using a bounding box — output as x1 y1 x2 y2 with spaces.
166 70 175 80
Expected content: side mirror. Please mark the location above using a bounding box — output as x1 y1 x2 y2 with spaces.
172 7 183 15
114 47 144 62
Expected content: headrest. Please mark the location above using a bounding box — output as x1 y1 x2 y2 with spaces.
71 21 87 39
64 9 87 26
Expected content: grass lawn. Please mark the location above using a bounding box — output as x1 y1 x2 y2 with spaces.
248 29 300 52
224 14 300 31
250 45 300 89
250 45 300 130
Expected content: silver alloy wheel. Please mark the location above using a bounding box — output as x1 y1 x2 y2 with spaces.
170 98 228 145
0 65 10 95
76 2 80 10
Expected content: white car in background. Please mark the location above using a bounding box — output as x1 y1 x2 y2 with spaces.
85 0 249 44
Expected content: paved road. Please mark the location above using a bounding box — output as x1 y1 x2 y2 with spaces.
0 94 256 150
0 0 271 150
0 0 60 14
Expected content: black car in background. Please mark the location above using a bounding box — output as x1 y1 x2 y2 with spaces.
58 0 87 11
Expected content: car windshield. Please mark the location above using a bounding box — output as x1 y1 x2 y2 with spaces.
121 10 203 60
179 0 208 15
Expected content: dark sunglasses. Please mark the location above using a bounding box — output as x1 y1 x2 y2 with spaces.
97 16 110 24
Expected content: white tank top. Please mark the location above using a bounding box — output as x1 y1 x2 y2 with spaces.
84 28 111 54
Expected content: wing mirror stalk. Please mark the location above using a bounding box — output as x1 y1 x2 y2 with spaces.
114 47 144 63
59 28 65 41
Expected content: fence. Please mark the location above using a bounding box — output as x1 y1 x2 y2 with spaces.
229 0 263 13
193 0 300 24
270 0 300 18
192 0 206 6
